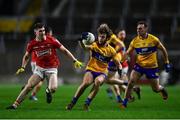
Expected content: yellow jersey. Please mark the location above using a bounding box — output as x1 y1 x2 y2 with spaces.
107 34 125 61
129 34 160 68
86 42 117 74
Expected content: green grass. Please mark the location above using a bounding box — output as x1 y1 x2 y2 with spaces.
0 84 180 119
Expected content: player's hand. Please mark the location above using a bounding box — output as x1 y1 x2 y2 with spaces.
16 67 25 75
164 63 172 72
81 32 89 40
73 60 84 68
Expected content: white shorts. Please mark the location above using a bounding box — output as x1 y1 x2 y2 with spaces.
122 66 129 75
31 62 36 73
34 65 58 79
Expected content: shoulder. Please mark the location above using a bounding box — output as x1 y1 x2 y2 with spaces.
27 39 36 46
107 44 116 53
148 34 160 41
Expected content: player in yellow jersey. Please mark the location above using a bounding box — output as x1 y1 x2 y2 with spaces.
106 29 140 103
66 24 124 111
121 21 171 108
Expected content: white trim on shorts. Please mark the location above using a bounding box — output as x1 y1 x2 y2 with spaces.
122 66 129 75
31 62 36 73
34 65 58 79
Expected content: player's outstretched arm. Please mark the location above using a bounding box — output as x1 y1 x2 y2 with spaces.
157 42 169 64
157 42 171 72
59 45 84 68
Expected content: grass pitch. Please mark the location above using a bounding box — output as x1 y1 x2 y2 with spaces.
0 84 180 119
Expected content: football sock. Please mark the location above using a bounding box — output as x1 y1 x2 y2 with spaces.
123 98 128 106
85 98 92 106
116 95 122 102
72 97 78 104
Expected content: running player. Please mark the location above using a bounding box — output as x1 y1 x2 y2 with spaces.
66 24 124 111
121 21 171 108
6 23 83 109
29 27 53 101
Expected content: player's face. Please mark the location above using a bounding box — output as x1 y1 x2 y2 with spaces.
35 27 46 37
118 30 126 41
98 33 107 45
137 24 147 36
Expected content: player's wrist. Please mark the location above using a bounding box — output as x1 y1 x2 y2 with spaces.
73 59 77 63
21 66 25 69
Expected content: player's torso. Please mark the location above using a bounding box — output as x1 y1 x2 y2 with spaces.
132 34 159 68
29 37 59 68
86 42 116 74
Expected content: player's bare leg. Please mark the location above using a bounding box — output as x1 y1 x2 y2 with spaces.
150 78 168 100
84 75 105 111
6 74 42 109
106 72 127 86
112 84 123 103
46 73 58 104
122 70 142 108
29 81 43 101
66 72 93 110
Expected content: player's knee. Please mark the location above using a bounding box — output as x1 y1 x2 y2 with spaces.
83 81 91 86
95 80 102 86
25 84 33 91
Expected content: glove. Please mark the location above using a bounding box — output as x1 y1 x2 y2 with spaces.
16 67 25 75
73 60 84 68
81 32 89 40
164 63 172 72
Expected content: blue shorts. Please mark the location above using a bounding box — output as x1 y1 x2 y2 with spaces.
85 70 107 80
108 61 117 71
133 64 159 79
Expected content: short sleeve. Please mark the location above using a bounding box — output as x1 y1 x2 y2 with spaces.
53 38 62 48
26 42 32 53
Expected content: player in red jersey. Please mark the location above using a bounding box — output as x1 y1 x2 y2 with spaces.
6 23 83 109
28 26 53 101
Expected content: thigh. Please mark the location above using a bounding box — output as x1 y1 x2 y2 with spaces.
95 74 106 84
129 70 142 83
27 74 42 87
47 73 58 87
107 71 116 80
82 71 94 85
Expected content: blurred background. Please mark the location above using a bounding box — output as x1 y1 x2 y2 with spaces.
0 0 180 85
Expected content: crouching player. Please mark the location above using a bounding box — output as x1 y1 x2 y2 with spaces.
66 24 124 111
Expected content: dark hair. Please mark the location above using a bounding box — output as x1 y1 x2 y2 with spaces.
137 21 148 28
33 23 44 30
115 28 125 35
45 26 52 34
97 23 113 39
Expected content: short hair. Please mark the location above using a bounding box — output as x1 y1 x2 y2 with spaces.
97 23 113 38
33 23 44 30
45 26 52 34
137 21 148 28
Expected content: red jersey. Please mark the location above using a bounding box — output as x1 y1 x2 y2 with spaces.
27 35 62 68
31 51 36 62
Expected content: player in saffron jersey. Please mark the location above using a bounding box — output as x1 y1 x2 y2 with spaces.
107 29 141 103
6 23 83 109
66 24 124 111
121 21 171 108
